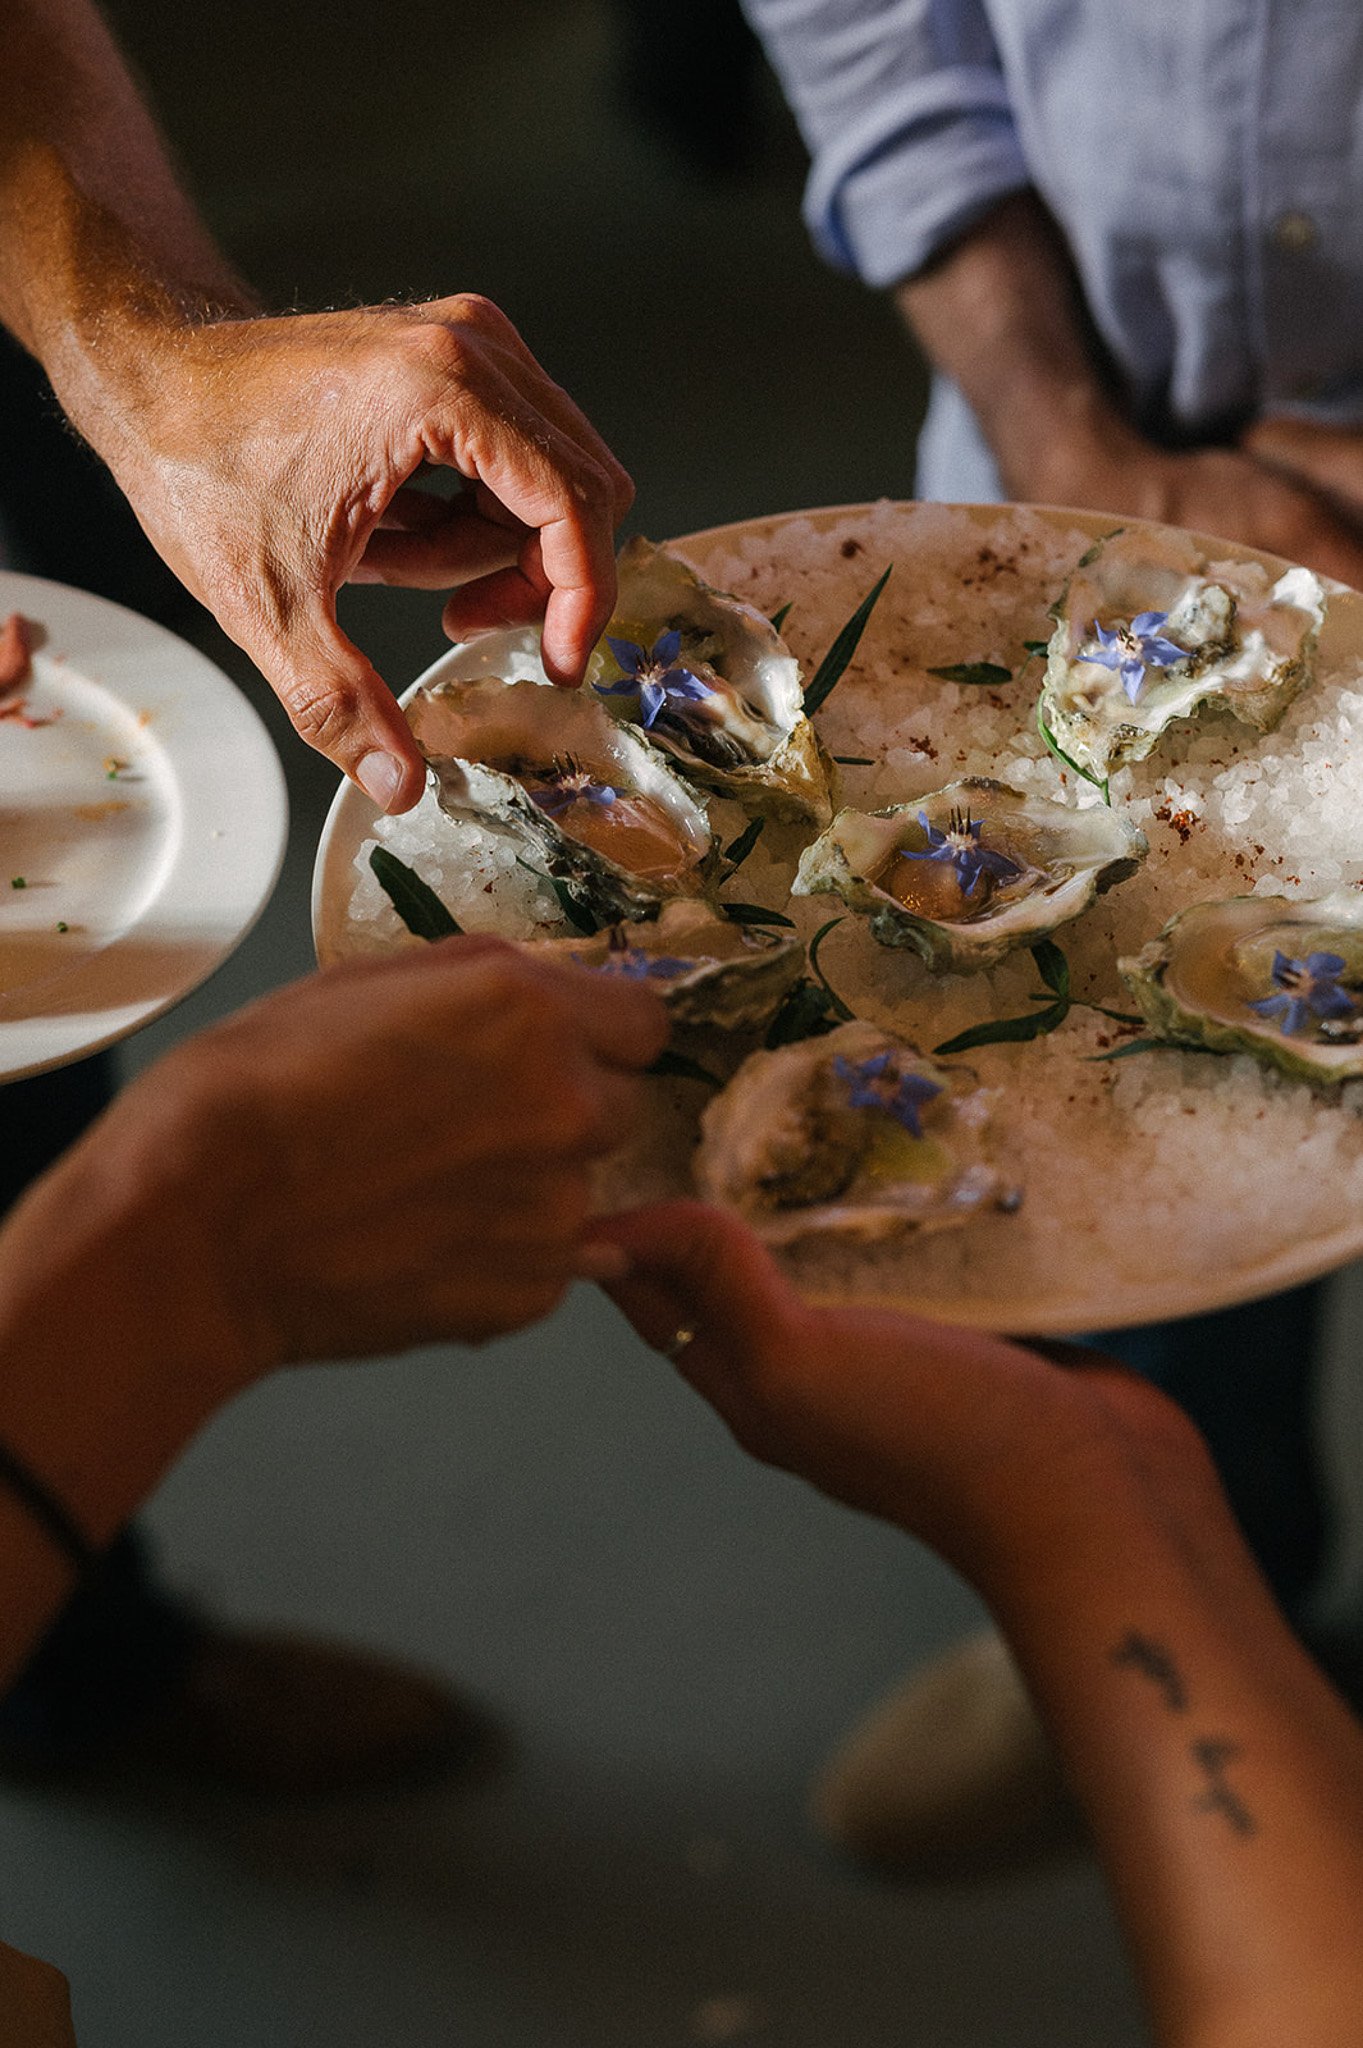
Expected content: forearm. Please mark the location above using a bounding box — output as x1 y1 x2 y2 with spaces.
0 1075 254 1690
983 1441 1363 2046
0 0 254 440
895 191 1142 502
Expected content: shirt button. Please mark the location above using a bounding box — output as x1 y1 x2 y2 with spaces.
1271 210 1320 253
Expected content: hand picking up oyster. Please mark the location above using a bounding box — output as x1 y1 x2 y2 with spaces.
1039 527 1327 783
523 899 805 1031
407 677 716 925
586 537 832 825
791 776 1146 973
694 1019 1020 1248
1120 892 1363 1087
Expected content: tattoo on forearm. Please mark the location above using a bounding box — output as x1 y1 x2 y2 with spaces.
1110 1630 1189 1711
1190 1737 1257 1837
1108 1631 1259 1836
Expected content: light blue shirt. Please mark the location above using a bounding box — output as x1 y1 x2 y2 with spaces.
742 0 1363 497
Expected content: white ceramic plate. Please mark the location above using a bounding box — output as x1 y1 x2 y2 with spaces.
0 571 287 1081
313 504 1363 1333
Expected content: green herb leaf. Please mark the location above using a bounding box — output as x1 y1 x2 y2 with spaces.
721 817 766 876
368 846 462 939
925 661 1013 687
721 900 797 929
1037 703 1111 805
1089 1037 1166 1063
769 602 793 634
1087 1004 1146 1027
649 1050 721 1086
802 564 892 717
764 978 841 1048
1030 938 1071 1001
1075 525 1126 571
833 754 875 766
933 999 1070 1056
807 916 855 1020
548 878 600 935
1022 639 1050 658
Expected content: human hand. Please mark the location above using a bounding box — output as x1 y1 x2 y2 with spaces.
96 938 667 1380
595 1201 1208 1593
1031 419 1363 586
1242 414 1363 530
75 295 634 812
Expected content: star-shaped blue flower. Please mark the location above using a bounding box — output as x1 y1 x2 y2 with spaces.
834 1051 942 1138
1086 612 1186 704
530 767 618 817
1247 950 1356 1036
898 809 1023 898
593 629 713 729
574 945 692 982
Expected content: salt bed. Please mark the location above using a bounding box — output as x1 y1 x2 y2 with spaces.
335 501 1363 1334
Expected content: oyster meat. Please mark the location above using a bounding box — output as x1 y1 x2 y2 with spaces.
1120 891 1363 1086
407 677 715 924
587 537 832 825
694 1019 1020 1247
792 776 1146 973
528 899 805 1030
1039 528 1327 783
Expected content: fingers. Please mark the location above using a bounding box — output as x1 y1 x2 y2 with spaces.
351 492 528 590
247 608 427 814
594 1200 801 1363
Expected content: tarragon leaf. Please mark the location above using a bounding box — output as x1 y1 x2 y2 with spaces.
1075 525 1126 571
833 754 875 766
802 563 892 717
769 602 793 634
721 817 765 876
764 977 841 1048
807 916 855 1020
369 846 462 940
1022 639 1050 658
513 853 601 934
934 999 1070 1056
1037 702 1111 806
1031 938 1071 1001
926 661 1013 687
1089 1037 1166 1063
721 900 797 929
649 1050 721 1085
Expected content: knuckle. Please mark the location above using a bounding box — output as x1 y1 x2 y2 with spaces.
282 678 362 753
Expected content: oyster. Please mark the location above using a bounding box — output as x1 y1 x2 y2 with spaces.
528 899 805 1030
407 677 715 924
1120 891 1363 1086
587 537 832 825
694 1020 1020 1247
792 776 1146 973
1039 528 1327 783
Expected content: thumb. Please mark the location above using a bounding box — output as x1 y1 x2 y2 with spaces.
593 1200 800 1367
258 610 428 813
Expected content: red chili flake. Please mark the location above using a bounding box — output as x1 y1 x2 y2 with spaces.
0 613 33 697
0 700 58 728
839 538 864 558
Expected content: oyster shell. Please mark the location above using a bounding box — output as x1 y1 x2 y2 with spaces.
791 776 1146 973
1120 891 1363 1086
587 537 832 825
694 1019 1020 1247
1039 528 1327 783
407 677 715 924
527 900 805 1030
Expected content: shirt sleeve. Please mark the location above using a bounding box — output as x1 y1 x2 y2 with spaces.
741 0 1030 287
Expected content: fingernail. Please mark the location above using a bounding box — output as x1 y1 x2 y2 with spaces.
357 751 404 812
574 1242 631 1285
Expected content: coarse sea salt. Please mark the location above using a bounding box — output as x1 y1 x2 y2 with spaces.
342 503 1363 1333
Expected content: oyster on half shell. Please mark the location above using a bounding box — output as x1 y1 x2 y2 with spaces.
1040 527 1327 783
1119 892 1363 1087
408 677 715 925
527 900 805 1030
694 1020 1020 1247
587 537 832 825
792 776 1146 973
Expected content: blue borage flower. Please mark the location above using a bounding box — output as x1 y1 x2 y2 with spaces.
573 945 692 982
592 629 713 729
530 763 619 817
898 808 1024 898
1247 950 1356 1037
1086 611 1186 704
833 1051 941 1138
